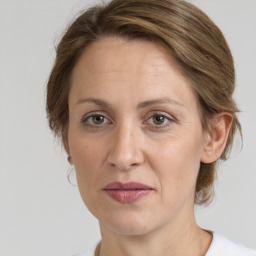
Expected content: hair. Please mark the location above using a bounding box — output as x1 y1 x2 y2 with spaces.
46 0 241 205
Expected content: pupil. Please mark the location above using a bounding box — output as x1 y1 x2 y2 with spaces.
154 115 164 124
93 116 104 124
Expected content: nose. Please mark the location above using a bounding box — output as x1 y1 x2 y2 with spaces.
107 124 144 171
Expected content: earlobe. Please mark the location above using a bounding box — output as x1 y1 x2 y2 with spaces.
62 126 73 164
63 138 73 164
201 113 232 164
68 155 73 165
65 143 73 165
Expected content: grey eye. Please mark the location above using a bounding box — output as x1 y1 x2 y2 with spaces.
152 115 166 125
91 115 105 125
82 113 111 128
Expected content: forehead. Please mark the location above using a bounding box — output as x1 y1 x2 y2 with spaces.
73 37 184 79
70 37 198 110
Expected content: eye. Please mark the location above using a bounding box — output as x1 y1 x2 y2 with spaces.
152 115 166 125
146 113 173 129
81 113 111 127
89 115 105 125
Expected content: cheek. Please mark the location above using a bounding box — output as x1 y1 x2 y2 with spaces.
151 135 202 199
68 132 105 195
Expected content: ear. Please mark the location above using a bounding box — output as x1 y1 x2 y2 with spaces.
62 125 73 165
201 113 232 163
63 139 74 165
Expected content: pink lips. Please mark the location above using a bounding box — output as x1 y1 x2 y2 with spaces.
104 182 153 204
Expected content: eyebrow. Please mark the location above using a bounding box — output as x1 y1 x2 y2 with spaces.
137 98 186 109
76 97 186 109
77 98 110 107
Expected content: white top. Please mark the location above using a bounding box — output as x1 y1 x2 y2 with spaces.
205 233 256 256
71 232 256 256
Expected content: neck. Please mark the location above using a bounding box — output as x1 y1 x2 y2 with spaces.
98 211 212 256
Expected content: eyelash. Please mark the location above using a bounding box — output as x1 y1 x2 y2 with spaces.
81 112 110 129
80 112 174 130
145 113 174 130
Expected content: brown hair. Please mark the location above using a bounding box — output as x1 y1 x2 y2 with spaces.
46 0 241 205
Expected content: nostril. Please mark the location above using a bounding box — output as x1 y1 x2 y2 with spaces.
109 162 139 171
107 131 144 170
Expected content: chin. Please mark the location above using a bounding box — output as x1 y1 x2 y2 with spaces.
98 208 159 236
102 221 154 236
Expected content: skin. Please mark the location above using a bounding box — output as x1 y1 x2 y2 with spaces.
67 37 231 256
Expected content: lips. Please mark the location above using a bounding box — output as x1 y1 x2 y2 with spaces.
104 182 153 204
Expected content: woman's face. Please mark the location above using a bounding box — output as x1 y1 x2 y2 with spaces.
68 37 208 235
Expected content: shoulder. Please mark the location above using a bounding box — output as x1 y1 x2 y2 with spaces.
206 232 256 256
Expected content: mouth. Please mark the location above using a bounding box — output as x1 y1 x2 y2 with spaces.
103 182 153 204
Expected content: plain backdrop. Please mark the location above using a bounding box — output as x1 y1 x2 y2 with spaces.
0 0 255 255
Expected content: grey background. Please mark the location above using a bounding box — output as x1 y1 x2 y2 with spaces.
0 0 255 255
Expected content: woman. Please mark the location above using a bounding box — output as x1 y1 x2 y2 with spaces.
46 0 256 255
